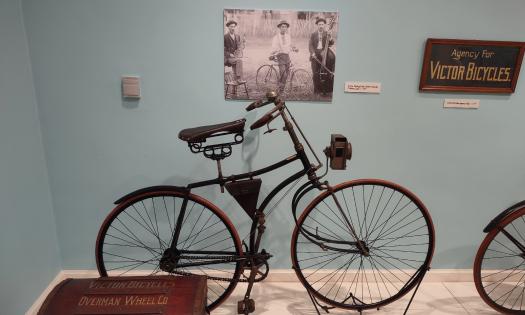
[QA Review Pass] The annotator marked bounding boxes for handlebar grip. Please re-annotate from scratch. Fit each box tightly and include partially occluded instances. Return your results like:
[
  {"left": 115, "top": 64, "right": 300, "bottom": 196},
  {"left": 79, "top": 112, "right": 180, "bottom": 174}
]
[
  {"left": 246, "top": 100, "right": 263, "bottom": 111},
  {"left": 246, "top": 99, "right": 274, "bottom": 111},
  {"left": 250, "top": 113, "right": 273, "bottom": 130},
  {"left": 249, "top": 104, "right": 283, "bottom": 130}
]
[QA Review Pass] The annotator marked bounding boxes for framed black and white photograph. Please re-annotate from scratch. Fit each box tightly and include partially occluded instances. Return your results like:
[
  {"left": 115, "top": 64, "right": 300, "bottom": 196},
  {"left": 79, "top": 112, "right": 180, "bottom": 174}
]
[{"left": 223, "top": 9, "right": 339, "bottom": 102}]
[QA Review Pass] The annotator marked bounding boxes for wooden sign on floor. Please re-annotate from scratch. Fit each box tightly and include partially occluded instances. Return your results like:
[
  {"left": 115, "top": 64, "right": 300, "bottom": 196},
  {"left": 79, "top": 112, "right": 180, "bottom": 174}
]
[{"left": 38, "top": 275, "right": 207, "bottom": 315}]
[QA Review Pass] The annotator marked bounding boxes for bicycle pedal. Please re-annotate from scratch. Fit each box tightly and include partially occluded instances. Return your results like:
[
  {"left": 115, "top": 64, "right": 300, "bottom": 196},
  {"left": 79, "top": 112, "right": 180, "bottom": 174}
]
[{"left": 237, "top": 298, "right": 255, "bottom": 314}]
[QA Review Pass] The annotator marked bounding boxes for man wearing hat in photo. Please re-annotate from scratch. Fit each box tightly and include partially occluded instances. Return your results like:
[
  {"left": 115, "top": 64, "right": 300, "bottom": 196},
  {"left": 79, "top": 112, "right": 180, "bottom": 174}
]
[
  {"left": 224, "top": 20, "right": 246, "bottom": 84},
  {"left": 271, "top": 20, "right": 298, "bottom": 94},
  {"left": 309, "top": 17, "right": 336, "bottom": 97}
]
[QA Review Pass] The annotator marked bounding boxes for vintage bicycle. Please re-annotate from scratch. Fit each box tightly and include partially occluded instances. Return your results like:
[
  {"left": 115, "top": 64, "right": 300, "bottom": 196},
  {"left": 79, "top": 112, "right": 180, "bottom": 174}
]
[
  {"left": 255, "top": 52, "right": 313, "bottom": 97},
  {"left": 96, "top": 92, "right": 435, "bottom": 314},
  {"left": 474, "top": 200, "right": 525, "bottom": 313}
]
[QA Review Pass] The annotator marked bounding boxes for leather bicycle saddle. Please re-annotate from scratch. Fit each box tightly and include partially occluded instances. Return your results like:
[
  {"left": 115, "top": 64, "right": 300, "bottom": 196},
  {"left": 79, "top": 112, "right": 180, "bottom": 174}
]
[{"left": 178, "top": 119, "right": 246, "bottom": 143}]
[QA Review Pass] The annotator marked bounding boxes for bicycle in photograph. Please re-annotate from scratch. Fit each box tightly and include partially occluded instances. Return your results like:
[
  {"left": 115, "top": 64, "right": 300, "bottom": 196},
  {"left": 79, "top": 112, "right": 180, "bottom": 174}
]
[
  {"left": 474, "top": 200, "right": 525, "bottom": 313},
  {"left": 96, "top": 92, "right": 435, "bottom": 314},
  {"left": 255, "top": 52, "right": 313, "bottom": 98}
]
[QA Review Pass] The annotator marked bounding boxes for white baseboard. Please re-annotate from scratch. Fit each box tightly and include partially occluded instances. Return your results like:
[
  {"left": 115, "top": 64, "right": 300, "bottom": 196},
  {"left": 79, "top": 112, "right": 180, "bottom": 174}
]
[
  {"left": 25, "top": 271, "right": 66, "bottom": 315},
  {"left": 26, "top": 269, "right": 474, "bottom": 314}
]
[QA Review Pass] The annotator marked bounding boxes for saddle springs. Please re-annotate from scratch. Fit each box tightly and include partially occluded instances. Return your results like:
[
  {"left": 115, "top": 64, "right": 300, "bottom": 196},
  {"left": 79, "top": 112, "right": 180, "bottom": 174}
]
[{"left": 187, "top": 132, "right": 244, "bottom": 161}]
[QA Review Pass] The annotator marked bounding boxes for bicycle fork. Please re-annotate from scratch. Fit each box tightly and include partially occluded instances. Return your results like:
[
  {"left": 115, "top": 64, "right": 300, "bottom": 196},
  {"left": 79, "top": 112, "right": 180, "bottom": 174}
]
[{"left": 326, "top": 184, "right": 369, "bottom": 256}]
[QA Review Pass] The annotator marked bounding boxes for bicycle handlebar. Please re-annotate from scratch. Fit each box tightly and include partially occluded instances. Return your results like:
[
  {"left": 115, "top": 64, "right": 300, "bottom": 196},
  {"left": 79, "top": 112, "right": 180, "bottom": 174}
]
[
  {"left": 246, "top": 91, "right": 279, "bottom": 111},
  {"left": 246, "top": 99, "right": 272, "bottom": 111},
  {"left": 250, "top": 104, "right": 283, "bottom": 130}
]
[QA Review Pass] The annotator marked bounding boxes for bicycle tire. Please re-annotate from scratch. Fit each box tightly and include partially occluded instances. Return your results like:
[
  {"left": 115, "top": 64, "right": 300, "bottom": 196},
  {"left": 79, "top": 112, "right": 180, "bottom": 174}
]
[
  {"left": 291, "top": 179, "right": 435, "bottom": 310},
  {"left": 96, "top": 190, "right": 243, "bottom": 311},
  {"left": 474, "top": 206, "right": 525, "bottom": 313},
  {"left": 255, "top": 64, "right": 278, "bottom": 93}
]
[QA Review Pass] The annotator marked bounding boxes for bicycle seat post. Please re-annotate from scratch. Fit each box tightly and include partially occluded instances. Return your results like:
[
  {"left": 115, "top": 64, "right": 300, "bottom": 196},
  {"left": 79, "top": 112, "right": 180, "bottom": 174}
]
[{"left": 217, "top": 160, "right": 225, "bottom": 193}]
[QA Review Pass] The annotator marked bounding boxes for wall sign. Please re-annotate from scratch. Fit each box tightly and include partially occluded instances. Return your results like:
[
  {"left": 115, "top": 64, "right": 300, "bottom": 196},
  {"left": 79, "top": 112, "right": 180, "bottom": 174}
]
[
  {"left": 443, "top": 99, "right": 480, "bottom": 109},
  {"left": 344, "top": 81, "right": 381, "bottom": 93},
  {"left": 419, "top": 38, "right": 525, "bottom": 93}
]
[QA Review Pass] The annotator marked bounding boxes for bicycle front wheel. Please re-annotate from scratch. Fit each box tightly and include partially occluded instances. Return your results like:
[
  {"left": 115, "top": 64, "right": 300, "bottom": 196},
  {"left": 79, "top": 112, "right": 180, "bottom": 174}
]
[
  {"left": 474, "top": 206, "right": 525, "bottom": 313},
  {"left": 291, "top": 179, "right": 435, "bottom": 310},
  {"left": 256, "top": 65, "right": 278, "bottom": 93},
  {"left": 96, "top": 190, "right": 243, "bottom": 311}
]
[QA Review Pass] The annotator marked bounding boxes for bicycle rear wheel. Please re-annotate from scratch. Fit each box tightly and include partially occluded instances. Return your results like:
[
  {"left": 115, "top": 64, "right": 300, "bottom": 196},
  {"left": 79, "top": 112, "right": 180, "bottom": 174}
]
[
  {"left": 256, "top": 65, "right": 278, "bottom": 93},
  {"left": 474, "top": 206, "right": 525, "bottom": 313},
  {"left": 96, "top": 190, "right": 243, "bottom": 311},
  {"left": 291, "top": 179, "right": 435, "bottom": 310},
  {"left": 289, "top": 69, "right": 313, "bottom": 98}
]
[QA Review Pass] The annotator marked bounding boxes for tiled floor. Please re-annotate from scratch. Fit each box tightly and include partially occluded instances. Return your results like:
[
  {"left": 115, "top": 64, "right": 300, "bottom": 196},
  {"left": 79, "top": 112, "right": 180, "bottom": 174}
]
[{"left": 213, "top": 281, "right": 498, "bottom": 315}]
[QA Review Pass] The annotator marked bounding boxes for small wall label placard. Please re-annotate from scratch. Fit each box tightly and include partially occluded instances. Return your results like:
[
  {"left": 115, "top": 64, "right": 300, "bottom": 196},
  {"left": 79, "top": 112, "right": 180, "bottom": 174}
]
[
  {"left": 344, "top": 81, "right": 381, "bottom": 93},
  {"left": 444, "top": 99, "right": 480, "bottom": 109},
  {"left": 419, "top": 39, "right": 525, "bottom": 93}
]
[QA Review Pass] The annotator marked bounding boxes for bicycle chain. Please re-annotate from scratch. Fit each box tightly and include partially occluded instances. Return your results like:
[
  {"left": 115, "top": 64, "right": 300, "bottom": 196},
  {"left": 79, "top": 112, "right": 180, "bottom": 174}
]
[
  {"left": 172, "top": 255, "right": 270, "bottom": 283},
  {"left": 172, "top": 269, "right": 249, "bottom": 283},
  {"left": 172, "top": 255, "right": 249, "bottom": 283}
]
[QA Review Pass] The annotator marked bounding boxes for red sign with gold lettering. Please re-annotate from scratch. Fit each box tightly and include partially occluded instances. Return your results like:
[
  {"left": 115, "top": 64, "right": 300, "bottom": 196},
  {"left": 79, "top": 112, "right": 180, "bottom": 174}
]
[{"left": 38, "top": 276, "right": 207, "bottom": 315}]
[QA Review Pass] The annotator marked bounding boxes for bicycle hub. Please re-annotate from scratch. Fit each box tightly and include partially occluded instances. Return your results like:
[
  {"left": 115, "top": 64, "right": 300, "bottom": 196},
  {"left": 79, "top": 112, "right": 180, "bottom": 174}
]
[{"left": 159, "top": 248, "right": 180, "bottom": 272}]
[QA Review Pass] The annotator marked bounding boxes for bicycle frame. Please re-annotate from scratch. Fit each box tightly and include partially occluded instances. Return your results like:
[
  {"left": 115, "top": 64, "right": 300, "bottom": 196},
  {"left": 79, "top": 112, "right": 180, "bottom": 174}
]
[
  {"left": 165, "top": 97, "right": 370, "bottom": 265},
  {"left": 170, "top": 103, "right": 320, "bottom": 254}
]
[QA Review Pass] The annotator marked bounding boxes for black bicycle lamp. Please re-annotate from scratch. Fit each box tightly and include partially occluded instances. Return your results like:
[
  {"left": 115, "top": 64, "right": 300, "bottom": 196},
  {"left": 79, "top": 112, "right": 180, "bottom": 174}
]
[{"left": 324, "top": 134, "right": 352, "bottom": 170}]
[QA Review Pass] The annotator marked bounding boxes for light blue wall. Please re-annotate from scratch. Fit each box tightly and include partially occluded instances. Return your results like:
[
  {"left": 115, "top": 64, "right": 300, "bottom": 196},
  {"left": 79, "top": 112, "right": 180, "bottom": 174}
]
[
  {"left": 22, "top": 0, "right": 525, "bottom": 271},
  {"left": 0, "top": 0, "right": 61, "bottom": 313}
]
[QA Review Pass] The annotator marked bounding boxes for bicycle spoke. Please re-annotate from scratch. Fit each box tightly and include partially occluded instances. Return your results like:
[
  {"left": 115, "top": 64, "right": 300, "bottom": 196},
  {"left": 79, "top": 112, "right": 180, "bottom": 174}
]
[
  {"left": 367, "top": 189, "right": 397, "bottom": 237},
  {"left": 493, "top": 238, "right": 521, "bottom": 256},
  {"left": 162, "top": 197, "right": 173, "bottom": 235},
  {"left": 302, "top": 221, "right": 345, "bottom": 241},
  {"left": 370, "top": 204, "right": 416, "bottom": 245},
  {"left": 366, "top": 186, "right": 386, "bottom": 242},
  {"left": 105, "top": 233, "right": 161, "bottom": 255},
  {"left": 112, "top": 219, "right": 163, "bottom": 255},
  {"left": 510, "top": 222, "right": 525, "bottom": 245},
  {"left": 496, "top": 271, "right": 525, "bottom": 306},
  {"left": 127, "top": 206, "right": 161, "bottom": 242},
  {"left": 375, "top": 248, "right": 417, "bottom": 274},
  {"left": 371, "top": 212, "right": 422, "bottom": 247},
  {"left": 180, "top": 204, "right": 207, "bottom": 249},
  {"left": 368, "top": 196, "right": 410, "bottom": 240},
  {"left": 366, "top": 256, "right": 383, "bottom": 302},
  {"left": 341, "top": 189, "right": 358, "bottom": 239},
  {"left": 487, "top": 248, "right": 520, "bottom": 256},
  {"left": 367, "top": 256, "right": 389, "bottom": 299},
  {"left": 302, "top": 251, "right": 347, "bottom": 271},
  {"left": 151, "top": 198, "right": 162, "bottom": 249},
  {"left": 194, "top": 232, "right": 231, "bottom": 250},
  {"left": 183, "top": 215, "right": 218, "bottom": 250},
  {"left": 351, "top": 187, "right": 363, "bottom": 240},
  {"left": 141, "top": 200, "right": 161, "bottom": 248},
  {"left": 371, "top": 225, "right": 427, "bottom": 246},
  {"left": 318, "top": 202, "right": 353, "bottom": 237}
]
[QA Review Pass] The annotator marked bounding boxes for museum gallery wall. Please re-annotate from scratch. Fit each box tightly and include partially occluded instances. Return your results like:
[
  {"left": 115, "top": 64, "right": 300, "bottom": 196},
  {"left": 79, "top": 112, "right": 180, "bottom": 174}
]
[{"left": 3, "top": 0, "right": 525, "bottom": 313}]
